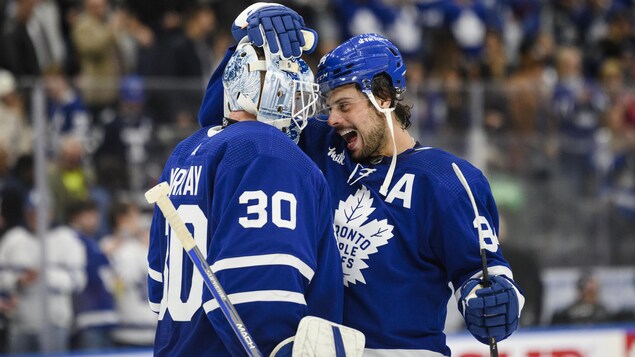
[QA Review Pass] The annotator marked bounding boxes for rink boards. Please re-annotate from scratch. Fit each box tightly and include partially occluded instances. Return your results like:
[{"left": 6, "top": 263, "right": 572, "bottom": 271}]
[
  {"left": 447, "top": 326, "right": 635, "bottom": 357},
  {"left": 9, "top": 325, "right": 634, "bottom": 357}
]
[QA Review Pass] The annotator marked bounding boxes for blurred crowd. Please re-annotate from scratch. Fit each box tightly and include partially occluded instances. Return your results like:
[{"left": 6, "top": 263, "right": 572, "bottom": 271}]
[{"left": 0, "top": 0, "right": 635, "bottom": 354}]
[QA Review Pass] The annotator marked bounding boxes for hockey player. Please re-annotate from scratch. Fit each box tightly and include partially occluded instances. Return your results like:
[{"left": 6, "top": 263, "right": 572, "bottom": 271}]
[
  {"left": 307, "top": 33, "right": 524, "bottom": 356},
  {"left": 198, "top": 4, "right": 525, "bottom": 356},
  {"left": 146, "top": 39, "right": 343, "bottom": 356}
]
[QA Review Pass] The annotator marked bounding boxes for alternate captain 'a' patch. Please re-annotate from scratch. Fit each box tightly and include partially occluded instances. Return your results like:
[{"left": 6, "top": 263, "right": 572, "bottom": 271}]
[{"left": 334, "top": 186, "right": 394, "bottom": 287}]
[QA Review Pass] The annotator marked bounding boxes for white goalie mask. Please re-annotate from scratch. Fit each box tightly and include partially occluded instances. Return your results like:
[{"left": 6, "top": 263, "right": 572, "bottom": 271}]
[{"left": 222, "top": 40, "right": 319, "bottom": 143}]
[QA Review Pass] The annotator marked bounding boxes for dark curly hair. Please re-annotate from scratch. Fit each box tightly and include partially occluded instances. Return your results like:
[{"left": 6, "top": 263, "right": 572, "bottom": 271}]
[{"left": 370, "top": 73, "right": 412, "bottom": 129}]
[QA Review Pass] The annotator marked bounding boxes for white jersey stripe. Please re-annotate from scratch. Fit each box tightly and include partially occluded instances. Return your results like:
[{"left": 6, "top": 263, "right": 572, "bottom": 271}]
[
  {"left": 148, "top": 267, "right": 163, "bottom": 282},
  {"left": 76, "top": 310, "right": 119, "bottom": 329},
  {"left": 148, "top": 301, "right": 160, "bottom": 313},
  {"left": 202, "top": 290, "right": 306, "bottom": 314},
  {"left": 453, "top": 265, "right": 516, "bottom": 301},
  {"left": 211, "top": 254, "right": 315, "bottom": 281}
]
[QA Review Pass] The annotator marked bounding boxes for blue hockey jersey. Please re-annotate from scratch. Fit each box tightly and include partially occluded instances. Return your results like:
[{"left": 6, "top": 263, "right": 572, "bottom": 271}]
[
  {"left": 299, "top": 120, "right": 512, "bottom": 356},
  {"left": 74, "top": 233, "right": 118, "bottom": 332},
  {"left": 198, "top": 50, "right": 517, "bottom": 356},
  {"left": 147, "top": 121, "right": 343, "bottom": 356}
]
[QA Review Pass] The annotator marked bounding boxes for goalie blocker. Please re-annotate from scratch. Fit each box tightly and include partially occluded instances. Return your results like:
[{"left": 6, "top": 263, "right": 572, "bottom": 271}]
[{"left": 271, "top": 316, "right": 365, "bottom": 357}]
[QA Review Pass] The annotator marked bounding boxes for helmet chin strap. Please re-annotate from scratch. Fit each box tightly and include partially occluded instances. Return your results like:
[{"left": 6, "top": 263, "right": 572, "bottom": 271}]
[
  {"left": 232, "top": 39, "right": 266, "bottom": 117},
  {"left": 237, "top": 93, "right": 259, "bottom": 116},
  {"left": 366, "top": 91, "right": 396, "bottom": 196}
]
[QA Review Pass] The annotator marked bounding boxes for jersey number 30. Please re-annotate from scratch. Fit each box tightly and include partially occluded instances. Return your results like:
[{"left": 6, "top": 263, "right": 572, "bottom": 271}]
[
  {"left": 239, "top": 190, "right": 297, "bottom": 230},
  {"left": 161, "top": 191, "right": 297, "bottom": 321}
]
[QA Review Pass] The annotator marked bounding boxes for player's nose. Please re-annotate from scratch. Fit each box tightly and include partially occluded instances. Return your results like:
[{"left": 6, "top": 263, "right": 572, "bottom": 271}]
[{"left": 327, "top": 111, "right": 343, "bottom": 127}]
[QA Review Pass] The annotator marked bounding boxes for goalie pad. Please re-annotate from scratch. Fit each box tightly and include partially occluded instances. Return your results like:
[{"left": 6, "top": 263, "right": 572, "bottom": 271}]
[{"left": 270, "top": 316, "right": 365, "bottom": 357}]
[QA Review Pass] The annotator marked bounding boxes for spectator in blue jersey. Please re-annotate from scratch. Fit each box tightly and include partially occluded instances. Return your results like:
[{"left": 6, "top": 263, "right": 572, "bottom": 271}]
[
  {"left": 198, "top": 3, "right": 525, "bottom": 355},
  {"left": 146, "top": 31, "right": 343, "bottom": 356},
  {"left": 552, "top": 46, "right": 606, "bottom": 196},
  {"left": 43, "top": 65, "right": 91, "bottom": 156},
  {"left": 67, "top": 199, "right": 118, "bottom": 351},
  {"left": 94, "top": 75, "right": 154, "bottom": 194}
]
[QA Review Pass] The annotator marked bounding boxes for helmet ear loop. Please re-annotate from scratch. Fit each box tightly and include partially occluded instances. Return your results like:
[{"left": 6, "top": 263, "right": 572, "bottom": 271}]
[
  {"left": 366, "top": 91, "right": 397, "bottom": 197},
  {"left": 255, "top": 48, "right": 268, "bottom": 113}
]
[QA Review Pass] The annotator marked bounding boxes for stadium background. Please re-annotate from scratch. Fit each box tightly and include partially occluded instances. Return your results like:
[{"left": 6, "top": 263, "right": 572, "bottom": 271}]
[{"left": 1, "top": 0, "right": 634, "bottom": 356}]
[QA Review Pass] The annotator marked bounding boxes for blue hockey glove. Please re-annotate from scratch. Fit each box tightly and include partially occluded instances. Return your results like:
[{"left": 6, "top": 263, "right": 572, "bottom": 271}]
[
  {"left": 459, "top": 275, "right": 521, "bottom": 344},
  {"left": 231, "top": 3, "right": 318, "bottom": 59}
]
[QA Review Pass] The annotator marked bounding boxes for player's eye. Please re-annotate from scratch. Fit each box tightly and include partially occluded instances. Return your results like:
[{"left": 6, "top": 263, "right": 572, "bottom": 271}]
[{"left": 338, "top": 102, "right": 351, "bottom": 112}]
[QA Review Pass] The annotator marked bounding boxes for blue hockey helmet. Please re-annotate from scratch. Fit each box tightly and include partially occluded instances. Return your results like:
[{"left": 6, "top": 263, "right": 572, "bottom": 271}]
[
  {"left": 223, "top": 40, "right": 319, "bottom": 143},
  {"left": 316, "top": 33, "right": 409, "bottom": 197},
  {"left": 316, "top": 33, "right": 406, "bottom": 97}
]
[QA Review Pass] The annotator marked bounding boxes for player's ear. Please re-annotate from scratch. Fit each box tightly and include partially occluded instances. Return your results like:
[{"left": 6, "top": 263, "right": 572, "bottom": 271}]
[
  {"left": 378, "top": 98, "right": 391, "bottom": 108},
  {"left": 367, "top": 94, "right": 390, "bottom": 109}
]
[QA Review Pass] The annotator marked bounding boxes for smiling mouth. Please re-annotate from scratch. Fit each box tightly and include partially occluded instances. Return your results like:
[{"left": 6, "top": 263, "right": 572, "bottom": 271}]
[{"left": 339, "top": 129, "right": 359, "bottom": 149}]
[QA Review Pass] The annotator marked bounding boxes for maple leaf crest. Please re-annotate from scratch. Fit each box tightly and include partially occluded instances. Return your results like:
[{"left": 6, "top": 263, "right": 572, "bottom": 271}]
[{"left": 334, "top": 186, "right": 394, "bottom": 286}]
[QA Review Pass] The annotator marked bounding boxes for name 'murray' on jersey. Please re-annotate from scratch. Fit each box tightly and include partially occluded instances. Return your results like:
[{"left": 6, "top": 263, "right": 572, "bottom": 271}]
[{"left": 169, "top": 165, "right": 203, "bottom": 196}]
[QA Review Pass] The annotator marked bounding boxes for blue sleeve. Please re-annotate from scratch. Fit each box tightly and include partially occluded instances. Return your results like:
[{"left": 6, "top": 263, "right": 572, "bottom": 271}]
[
  {"left": 427, "top": 162, "right": 510, "bottom": 291},
  {"left": 304, "top": 181, "right": 343, "bottom": 324},
  {"left": 147, "top": 158, "right": 182, "bottom": 315},
  {"left": 198, "top": 46, "right": 236, "bottom": 128},
  {"left": 147, "top": 181, "right": 168, "bottom": 314},
  {"left": 203, "top": 152, "right": 342, "bottom": 355}
]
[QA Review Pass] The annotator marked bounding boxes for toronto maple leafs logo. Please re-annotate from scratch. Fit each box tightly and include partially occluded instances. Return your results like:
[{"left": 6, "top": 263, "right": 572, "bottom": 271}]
[{"left": 334, "top": 186, "right": 394, "bottom": 286}]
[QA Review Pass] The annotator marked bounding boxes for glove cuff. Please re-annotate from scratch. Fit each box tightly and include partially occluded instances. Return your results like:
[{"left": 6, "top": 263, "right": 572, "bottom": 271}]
[{"left": 300, "top": 28, "right": 318, "bottom": 53}]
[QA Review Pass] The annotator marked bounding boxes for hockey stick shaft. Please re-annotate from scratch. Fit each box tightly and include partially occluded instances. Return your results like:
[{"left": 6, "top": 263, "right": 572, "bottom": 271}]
[
  {"left": 145, "top": 182, "right": 262, "bottom": 357},
  {"left": 451, "top": 163, "right": 498, "bottom": 357}
]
